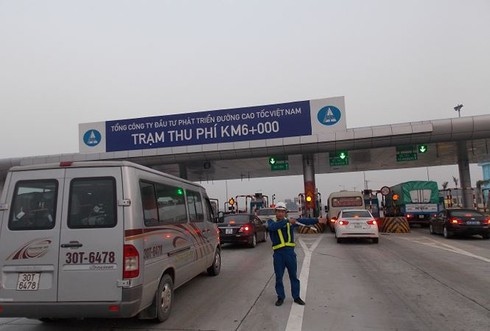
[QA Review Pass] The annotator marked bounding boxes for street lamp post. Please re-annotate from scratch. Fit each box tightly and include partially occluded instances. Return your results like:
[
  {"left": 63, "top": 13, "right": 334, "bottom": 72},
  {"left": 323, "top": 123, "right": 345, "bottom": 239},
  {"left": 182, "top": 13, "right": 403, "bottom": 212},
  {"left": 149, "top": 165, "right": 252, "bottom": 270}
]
[{"left": 454, "top": 104, "right": 463, "bottom": 117}]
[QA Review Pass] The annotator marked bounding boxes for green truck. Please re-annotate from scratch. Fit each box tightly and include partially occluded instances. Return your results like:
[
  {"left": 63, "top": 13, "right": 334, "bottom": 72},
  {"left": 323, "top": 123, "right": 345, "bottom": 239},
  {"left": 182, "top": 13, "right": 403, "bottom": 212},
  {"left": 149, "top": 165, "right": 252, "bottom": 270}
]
[{"left": 384, "top": 181, "right": 439, "bottom": 227}]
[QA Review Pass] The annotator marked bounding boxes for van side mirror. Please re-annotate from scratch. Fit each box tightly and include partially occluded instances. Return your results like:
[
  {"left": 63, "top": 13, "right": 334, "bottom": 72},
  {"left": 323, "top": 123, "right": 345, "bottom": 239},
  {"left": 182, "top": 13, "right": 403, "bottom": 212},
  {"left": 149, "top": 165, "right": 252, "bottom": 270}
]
[{"left": 216, "top": 211, "right": 224, "bottom": 223}]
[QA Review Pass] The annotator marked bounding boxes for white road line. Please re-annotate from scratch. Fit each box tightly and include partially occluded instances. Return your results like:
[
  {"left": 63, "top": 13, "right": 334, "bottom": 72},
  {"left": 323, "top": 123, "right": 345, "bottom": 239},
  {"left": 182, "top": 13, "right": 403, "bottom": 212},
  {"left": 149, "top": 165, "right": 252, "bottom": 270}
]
[
  {"left": 285, "top": 235, "right": 323, "bottom": 331},
  {"left": 396, "top": 236, "right": 490, "bottom": 263}
]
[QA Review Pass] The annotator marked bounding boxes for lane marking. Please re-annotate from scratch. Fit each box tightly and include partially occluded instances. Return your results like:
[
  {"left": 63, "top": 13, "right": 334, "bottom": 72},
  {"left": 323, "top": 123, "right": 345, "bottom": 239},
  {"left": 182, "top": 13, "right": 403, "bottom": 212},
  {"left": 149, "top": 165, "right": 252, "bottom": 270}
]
[
  {"left": 285, "top": 235, "right": 323, "bottom": 331},
  {"left": 395, "top": 236, "right": 490, "bottom": 263}
]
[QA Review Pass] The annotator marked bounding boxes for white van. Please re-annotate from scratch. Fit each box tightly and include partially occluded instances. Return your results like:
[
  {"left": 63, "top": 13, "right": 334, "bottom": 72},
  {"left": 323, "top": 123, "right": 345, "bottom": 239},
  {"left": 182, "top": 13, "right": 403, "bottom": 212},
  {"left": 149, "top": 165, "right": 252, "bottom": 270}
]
[
  {"left": 326, "top": 190, "right": 365, "bottom": 231},
  {"left": 0, "top": 161, "right": 221, "bottom": 322}
]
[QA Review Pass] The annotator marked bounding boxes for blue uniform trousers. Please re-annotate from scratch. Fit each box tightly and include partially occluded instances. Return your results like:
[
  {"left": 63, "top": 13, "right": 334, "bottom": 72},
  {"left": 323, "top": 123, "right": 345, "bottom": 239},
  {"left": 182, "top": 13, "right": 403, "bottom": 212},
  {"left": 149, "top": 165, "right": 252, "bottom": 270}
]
[{"left": 273, "top": 247, "right": 300, "bottom": 300}]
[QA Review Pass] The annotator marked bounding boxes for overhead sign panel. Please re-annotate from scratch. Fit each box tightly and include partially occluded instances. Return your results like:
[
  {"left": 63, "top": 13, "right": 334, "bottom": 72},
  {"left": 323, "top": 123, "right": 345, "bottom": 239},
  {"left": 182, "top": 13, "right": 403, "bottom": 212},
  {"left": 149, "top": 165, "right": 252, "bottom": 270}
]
[
  {"left": 396, "top": 144, "right": 427, "bottom": 162},
  {"left": 329, "top": 151, "right": 349, "bottom": 166},
  {"left": 396, "top": 145, "right": 415, "bottom": 162},
  {"left": 269, "top": 156, "right": 288, "bottom": 165},
  {"left": 271, "top": 163, "right": 289, "bottom": 171},
  {"left": 79, "top": 97, "right": 346, "bottom": 153},
  {"left": 269, "top": 155, "right": 289, "bottom": 171},
  {"left": 396, "top": 152, "right": 418, "bottom": 162}
]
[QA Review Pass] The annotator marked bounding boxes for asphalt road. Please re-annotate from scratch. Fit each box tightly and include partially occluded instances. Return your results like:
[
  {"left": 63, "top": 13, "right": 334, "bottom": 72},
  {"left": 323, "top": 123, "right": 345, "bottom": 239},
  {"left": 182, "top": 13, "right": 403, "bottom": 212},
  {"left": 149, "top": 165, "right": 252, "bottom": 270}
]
[{"left": 1, "top": 228, "right": 489, "bottom": 331}]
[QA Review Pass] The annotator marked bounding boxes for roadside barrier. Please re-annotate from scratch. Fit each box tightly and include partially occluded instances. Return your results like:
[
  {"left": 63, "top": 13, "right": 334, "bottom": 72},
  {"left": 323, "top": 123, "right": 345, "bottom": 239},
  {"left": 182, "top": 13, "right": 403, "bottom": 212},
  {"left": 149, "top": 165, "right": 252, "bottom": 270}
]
[
  {"left": 297, "top": 222, "right": 326, "bottom": 234},
  {"left": 379, "top": 217, "right": 410, "bottom": 233}
]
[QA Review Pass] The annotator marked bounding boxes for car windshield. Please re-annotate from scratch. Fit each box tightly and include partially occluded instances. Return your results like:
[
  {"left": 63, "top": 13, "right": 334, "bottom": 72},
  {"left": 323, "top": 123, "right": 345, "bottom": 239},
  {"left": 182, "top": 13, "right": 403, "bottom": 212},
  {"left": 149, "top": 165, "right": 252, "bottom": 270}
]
[
  {"left": 223, "top": 214, "right": 251, "bottom": 224},
  {"left": 257, "top": 208, "right": 275, "bottom": 216},
  {"left": 450, "top": 210, "right": 484, "bottom": 217},
  {"left": 342, "top": 210, "right": 371, "bottom": 218}
]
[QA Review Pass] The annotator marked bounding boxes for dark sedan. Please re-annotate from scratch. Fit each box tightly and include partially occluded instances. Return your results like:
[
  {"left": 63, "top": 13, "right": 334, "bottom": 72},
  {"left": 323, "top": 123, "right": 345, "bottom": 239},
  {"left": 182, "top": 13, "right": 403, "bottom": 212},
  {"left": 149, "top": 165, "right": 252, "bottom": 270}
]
[
  {"left": 218, "top": 213, "right": 267, "bottom": 247},
  {"left": 429, "top": 208, "right": 490, "bottom": 239}
]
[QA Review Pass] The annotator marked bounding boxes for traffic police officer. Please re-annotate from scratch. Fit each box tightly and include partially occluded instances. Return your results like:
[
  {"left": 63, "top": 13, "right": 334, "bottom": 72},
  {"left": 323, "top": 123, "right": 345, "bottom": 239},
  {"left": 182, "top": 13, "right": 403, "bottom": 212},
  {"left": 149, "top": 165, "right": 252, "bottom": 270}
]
[{"left": 267, "top": 202, "right": 306, "bottom": 306}]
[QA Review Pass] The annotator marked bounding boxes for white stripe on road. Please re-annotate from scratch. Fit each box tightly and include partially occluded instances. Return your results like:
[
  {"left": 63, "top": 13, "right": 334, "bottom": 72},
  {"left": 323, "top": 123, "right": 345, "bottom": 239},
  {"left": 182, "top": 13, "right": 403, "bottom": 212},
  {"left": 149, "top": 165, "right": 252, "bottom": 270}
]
[
  {"left": 285, "top": 235, "right": 323, "bottom": 331},
  {"left": 397, "top": 236, "right": 490, "bottom": 263}
]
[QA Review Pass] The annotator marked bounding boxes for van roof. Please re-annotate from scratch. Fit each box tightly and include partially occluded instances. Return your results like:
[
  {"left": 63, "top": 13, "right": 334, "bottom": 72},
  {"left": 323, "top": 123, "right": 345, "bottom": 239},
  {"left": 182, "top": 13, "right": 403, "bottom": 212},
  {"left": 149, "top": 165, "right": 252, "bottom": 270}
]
[
  {"left": 10, "top": 160, "right": 135, "bottom": 171},
  {"left": 8, "top": 160, "right": 201, "bottom": 187}
]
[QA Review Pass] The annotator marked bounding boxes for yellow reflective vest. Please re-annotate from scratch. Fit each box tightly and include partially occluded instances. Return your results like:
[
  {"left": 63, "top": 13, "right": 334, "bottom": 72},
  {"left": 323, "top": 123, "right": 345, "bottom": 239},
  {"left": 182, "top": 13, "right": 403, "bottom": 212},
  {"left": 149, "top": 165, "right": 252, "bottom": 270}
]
[{"left": 272, "top": 222, "right": 296, "bottom": 250}]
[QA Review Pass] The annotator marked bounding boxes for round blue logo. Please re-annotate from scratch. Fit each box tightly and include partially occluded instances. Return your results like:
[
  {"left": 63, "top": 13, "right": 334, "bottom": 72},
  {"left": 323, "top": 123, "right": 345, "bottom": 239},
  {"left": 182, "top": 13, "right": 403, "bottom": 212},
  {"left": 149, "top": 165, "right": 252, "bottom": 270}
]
[
  {"left": 83, "top": 129, "right": 102, "bottom": 147},
  {"left": 317, "top": 106, "right": 341, "bottom": 126}
]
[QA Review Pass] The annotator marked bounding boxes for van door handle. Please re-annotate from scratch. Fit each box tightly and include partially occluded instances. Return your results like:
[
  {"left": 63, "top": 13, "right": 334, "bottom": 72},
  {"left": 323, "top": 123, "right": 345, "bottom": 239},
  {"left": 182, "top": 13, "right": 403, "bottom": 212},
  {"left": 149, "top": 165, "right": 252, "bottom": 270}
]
[{"left": 61, "top": 241, "right": 83, "bottom": 248}]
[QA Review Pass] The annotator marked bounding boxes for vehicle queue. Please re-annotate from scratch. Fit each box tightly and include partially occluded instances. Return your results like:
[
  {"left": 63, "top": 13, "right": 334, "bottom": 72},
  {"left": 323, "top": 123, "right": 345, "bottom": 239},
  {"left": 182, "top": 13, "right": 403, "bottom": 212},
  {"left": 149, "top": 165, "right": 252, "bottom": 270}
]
[
  {"left": 223, "top": 185, "right": 490, "bottom": 246},
  {"left": 0, "top": 168, "right": 488, "bottom": 329}
]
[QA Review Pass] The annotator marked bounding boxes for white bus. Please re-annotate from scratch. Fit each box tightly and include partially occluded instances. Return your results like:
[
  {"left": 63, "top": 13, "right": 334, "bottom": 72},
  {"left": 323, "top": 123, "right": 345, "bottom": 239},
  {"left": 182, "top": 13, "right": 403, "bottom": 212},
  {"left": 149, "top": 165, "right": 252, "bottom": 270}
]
[
  {"left": 326, "top": 190, "right": 365, "bottom": 231},
  {"left": 0, "top": 161, "right": 221, "bottom": 322}
]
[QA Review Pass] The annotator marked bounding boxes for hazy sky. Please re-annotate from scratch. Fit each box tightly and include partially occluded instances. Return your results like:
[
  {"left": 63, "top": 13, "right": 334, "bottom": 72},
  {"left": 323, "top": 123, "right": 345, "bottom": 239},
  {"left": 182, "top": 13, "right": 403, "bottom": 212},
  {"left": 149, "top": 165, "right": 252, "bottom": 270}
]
[{"left": 1, "top": 0, "right": 489, "bottom": 204}]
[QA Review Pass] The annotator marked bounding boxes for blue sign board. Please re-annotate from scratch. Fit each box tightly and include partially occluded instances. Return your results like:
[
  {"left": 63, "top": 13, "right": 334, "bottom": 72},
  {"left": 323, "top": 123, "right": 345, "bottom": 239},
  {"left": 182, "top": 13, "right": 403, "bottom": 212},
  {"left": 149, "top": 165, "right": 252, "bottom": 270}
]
[
  {"left": 79, "top": 96, "right": 346, "bottom": 153},
  {"left": 104, "top": 100, "right": 312, "bottom": 152}
]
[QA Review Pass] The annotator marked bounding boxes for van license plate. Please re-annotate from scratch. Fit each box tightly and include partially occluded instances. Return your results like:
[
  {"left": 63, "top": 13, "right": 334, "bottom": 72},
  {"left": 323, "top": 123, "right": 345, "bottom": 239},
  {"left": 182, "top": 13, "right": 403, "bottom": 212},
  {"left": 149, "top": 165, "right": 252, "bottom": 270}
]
[{"left": 16, "top": 273, "right": 40, "bottom": 291}]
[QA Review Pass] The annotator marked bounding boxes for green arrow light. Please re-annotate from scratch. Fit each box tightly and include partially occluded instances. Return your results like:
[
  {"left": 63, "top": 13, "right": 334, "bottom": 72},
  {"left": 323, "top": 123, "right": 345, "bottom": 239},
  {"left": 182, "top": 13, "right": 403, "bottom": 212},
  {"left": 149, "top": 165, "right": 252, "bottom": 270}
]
[
  {"left": 269, "top": 157, "right": 276, "bottom": 165},
  {"left": 418, "top": 144, "right": 428, "bottom": 153},
  {"left": 336, "top": 151, "right": 348, "bottom": 159}
]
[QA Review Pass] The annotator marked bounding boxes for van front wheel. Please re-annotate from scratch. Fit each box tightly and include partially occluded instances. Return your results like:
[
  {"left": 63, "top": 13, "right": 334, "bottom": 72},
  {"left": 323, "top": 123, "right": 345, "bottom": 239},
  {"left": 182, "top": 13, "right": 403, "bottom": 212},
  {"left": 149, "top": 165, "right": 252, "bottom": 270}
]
[{"left": 155, "top": 274, "right": 173, "bottom": 322}]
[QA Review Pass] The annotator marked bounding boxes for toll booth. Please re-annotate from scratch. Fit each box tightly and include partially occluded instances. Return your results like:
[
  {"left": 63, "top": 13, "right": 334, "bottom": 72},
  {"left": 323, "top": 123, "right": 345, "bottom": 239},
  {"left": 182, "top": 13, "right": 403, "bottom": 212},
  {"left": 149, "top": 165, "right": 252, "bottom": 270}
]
[
  {"left": 363, "top": 189, "right": 380, "bottom": 218},
  {"left": 249, "top": 193, "right": 268, "bottom": 213},
  {"left": 233, "top": 193, "right": 269, "bottom": 214},
  {"left": 298, "top": 191, "right": 322, "bottom": 218}
]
